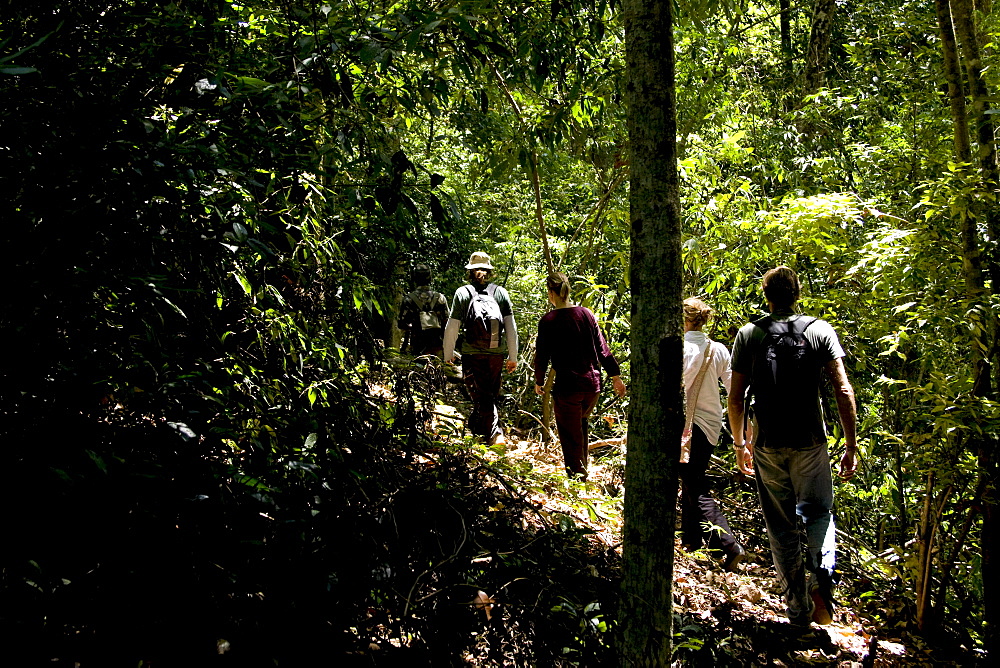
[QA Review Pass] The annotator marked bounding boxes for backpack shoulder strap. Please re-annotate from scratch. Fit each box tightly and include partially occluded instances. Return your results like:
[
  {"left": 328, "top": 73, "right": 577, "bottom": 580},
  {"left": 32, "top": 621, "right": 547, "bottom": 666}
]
[
  {"left": 418, "top": 290, "right": 438, "bottom": 312},
  {"left": 685, "top": 339, "right": 716, "bottom": 428},
  {"left": 799, "top": 315, "right": 818, "bottom": 330},
  {"left": 485, "top": 283, "right": 497, "bottom": 298}
]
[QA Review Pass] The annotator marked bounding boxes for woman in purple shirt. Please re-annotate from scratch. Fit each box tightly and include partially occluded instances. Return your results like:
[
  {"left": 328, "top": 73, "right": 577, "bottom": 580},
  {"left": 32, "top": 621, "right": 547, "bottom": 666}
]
[{"left": 533, "top": 272, "right": 626, "bottom": 478}]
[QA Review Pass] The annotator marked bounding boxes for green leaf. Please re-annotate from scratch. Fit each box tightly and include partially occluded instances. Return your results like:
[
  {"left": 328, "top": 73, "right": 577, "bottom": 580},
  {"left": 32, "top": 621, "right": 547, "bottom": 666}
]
[
  {"left": 248, "top": 238, "right": 273, "bottom": 257},
  {"left": 232, "top": 76, "right": 271, "bottom": 89},
  {"left": 233, "top": 222, "right": 249, "bottom": 242},
  {"left": 235, "top": 273, "right": 252, "bottom": 296},
  {"left": 0, "top": 22, "right": 61, "bottom": 65},
  {"left": 359, "top": 42, "right": 384, "bottom": 64}
]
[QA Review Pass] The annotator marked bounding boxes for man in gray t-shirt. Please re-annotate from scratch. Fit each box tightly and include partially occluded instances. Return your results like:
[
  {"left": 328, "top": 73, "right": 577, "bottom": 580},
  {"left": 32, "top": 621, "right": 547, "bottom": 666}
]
[
  {"left": 443, "top": 251, "right": 518, "bottom": 445},
  {"left": 731, "top": 312, "right": 844, "bottom": 450},
  {"left": 727, "top": 266, "right": 857, "bottom": 628}
]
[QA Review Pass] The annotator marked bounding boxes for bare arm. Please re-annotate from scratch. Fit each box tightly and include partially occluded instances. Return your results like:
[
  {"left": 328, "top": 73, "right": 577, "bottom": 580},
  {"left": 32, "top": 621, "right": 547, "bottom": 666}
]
[
  {"left": 727, "top": 370, "right": 754, "bottom": 475},
  {"left": 825, "top": 357, "right": 858, "bottom": 480}
]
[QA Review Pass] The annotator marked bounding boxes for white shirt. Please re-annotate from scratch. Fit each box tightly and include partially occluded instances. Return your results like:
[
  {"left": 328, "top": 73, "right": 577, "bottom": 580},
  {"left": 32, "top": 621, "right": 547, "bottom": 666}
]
[{"left": 683, "top": 330, "right": 732, "bottom": 444}]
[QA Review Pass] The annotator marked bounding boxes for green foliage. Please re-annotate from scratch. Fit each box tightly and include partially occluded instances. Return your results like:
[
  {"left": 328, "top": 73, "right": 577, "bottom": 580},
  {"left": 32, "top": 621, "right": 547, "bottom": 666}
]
[
  {"left": 0, "top": 0, "right": 634, "bottom": 663},
  {"left": 3, "top": 0, "right": 1000, "bottom": 660}
]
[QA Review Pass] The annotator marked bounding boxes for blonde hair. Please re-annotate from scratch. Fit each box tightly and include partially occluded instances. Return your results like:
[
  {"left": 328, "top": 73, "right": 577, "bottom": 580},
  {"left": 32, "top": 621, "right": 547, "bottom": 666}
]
[
  {"left": 546, "top": 272, "right": 571, "bottom": 301},
  {"left": 683, "top": 297, "right": 712, "bottom": 327}
]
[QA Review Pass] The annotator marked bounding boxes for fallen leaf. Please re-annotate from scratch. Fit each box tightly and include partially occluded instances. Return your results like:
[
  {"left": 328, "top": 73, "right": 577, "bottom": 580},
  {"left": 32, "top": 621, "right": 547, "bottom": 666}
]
[{"left": 471, "top": 590, "right": 494, "bottom": 621}]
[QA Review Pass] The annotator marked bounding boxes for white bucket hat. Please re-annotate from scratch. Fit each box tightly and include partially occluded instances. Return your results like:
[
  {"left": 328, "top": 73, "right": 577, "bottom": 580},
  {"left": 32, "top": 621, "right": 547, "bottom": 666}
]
[{"left": 465, "top": 251, "right": 494, "bottom": 270}]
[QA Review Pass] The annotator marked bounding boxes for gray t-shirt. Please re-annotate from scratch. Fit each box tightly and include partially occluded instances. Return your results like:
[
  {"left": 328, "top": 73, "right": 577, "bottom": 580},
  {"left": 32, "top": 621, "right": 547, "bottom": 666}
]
[
  {"left": 731, "top": 311, "right": 845, "bottom": 448},
  {"left": 449, "top": 282, "right": 515, "bottom": 356}
]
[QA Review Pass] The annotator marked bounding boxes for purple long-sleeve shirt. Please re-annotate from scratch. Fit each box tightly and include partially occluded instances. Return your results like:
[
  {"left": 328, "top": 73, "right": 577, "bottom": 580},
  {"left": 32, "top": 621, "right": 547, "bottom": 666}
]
[{"left": 533, "top": 306, "right": 621, "bottom": 393}]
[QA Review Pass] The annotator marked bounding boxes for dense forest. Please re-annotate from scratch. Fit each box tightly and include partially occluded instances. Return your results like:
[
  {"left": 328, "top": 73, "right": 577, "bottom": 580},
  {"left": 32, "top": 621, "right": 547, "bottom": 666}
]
[{"left": 2, "top": 0, "right": 998, "bottom": 665}]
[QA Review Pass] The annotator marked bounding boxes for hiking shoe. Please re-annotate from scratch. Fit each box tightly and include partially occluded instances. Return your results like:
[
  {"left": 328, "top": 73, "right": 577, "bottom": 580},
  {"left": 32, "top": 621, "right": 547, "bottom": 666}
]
[
  {"left": 723, "top": 544, "right": 747, "bottom": 572},
  {"left": 810, "top": 581, "right": 834, "bottom": 625},
  {"left": 489, "top": 432, "right": 507, "bottom": 446}
]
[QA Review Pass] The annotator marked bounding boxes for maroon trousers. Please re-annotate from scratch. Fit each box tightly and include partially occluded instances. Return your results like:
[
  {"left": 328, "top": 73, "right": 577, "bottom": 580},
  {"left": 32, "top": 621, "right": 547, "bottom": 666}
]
[
  {"left": 463, "top": 354, "right": 504, "bottom": 439},
  {"left": 553, "top": 390, "right": 600, "bottom": 477}
]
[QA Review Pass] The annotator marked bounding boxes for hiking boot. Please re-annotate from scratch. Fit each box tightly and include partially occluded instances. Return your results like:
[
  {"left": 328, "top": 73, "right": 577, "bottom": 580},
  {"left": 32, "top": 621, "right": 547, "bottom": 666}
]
[
  {"left": 723, "top": 544, "right": 746, "bottom": 572},
  {"left": 809, "top": 574, "right": 835, "bottom": 625}
]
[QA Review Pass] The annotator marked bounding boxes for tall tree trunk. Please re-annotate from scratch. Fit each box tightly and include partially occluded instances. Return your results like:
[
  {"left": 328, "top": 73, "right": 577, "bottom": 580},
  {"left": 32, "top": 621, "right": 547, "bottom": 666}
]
[
  {"left": 934, "top": 0, "right": 979, "bottom": 287},
  {"left": 915, "top": 472, "right": 936, "bottom": 631},
  {"left": 780, "top": 0, "right": 793, "bottom": 111},
  {"left": 620, "top": 0, "right": 682, "bottom": 664},
  {"left": 950, "top": 0, "right": 1000, "bottom": 655},
  {"left": 488, "top": 58, "right": 556, "bottom": 274},
  {"left": 802, "top": 0, "right": 837, "bottom": 97},
  {"left": 936, "top": 0, "right": 998, "bottom": 653},
  {"left": 952, "top": 0, "right": 1000, "bottom": 286},
  {"left": 530, "top": 150, "right": 556, "bottom": 275}
]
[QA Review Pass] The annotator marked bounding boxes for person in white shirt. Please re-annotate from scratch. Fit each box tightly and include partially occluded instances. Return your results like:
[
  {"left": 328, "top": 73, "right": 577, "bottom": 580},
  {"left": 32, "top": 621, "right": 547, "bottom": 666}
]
[{"left": 681, "top": 297, "right": 745, "bottom": 571}]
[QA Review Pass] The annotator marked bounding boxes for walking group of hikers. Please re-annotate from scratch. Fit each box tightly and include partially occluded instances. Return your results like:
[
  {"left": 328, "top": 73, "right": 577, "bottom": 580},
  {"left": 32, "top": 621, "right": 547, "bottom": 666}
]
[{"left": 398, "top": 254, "right": 858, "bottom": 630}]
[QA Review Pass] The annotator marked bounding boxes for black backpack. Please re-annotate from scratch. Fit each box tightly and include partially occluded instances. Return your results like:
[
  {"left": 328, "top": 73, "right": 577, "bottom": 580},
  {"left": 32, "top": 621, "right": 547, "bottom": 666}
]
[
  {"left": 464, "top": 283, "right": 504, "bottom": 349},
  {"left": 758, "top": 315, "right": 818, "bottom": 388},
  {"left": 751, "top": 315, "right": 822, "bottom": 438}
]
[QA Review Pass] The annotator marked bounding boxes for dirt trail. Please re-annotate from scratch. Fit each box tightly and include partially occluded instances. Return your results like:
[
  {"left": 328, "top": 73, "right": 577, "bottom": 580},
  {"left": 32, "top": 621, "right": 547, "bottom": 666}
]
[{"left": 491, "top": 435, "right": 955, "bottom": 666}]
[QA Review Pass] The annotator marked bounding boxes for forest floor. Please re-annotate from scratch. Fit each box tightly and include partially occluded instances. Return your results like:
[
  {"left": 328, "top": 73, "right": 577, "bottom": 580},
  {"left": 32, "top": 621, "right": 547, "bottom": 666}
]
[{"left": 441, "top": 408, "right": 978, "bottom": 667}]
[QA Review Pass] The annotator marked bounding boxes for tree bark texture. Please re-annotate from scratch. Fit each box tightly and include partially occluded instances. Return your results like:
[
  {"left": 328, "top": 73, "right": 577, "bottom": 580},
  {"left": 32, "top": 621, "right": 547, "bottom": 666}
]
[
  {"left": 915, "top": 472, "right": 935, "bottom": 631},
  {"left": 803, "top": 0, "right": 837, "bottom": 96},
  {"left": 952, "top": 0, "right": 1000, "bottom": 286},
  {"left": 950, "top": 0, "right": 1000, "bottom": 654},
  {"left": 620, "top": 0, "right": 683, "bottom": 665},
  {"left": 935, "top": 0, "right": 980, "bottom": 288},
  {"left": 937, "top": 0, "right": 998, "bottom": 653},
  {"left": 780, "top": 0, "right": 793, "bottom": 106}
]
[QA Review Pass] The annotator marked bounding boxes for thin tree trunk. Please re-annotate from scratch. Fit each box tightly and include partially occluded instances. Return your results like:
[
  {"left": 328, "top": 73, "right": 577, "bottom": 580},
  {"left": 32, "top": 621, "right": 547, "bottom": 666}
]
[
  {"left": 952, "top": 0, "right": 1000, "bottom": 656},
  {"left": 915, "top": 473, "right": 934, "bottom": 631},
  {"left": 802, "top": 0, "right": 837, "bottom": 97},
  {"left": 934, "top": 479, "right": 984, "bottom": 617},
  {"left": 530, "top": 150, "right": 556, "bottom": 275},
  {"left": 390, "top": 258, "right": 407, "bottom": 350},
  {"left": 935, "top": 0, "right": 985, "bottom": 298},
  {"left": 936, "top": 0, "right": 1000, "bottom": 655},
  {"left": 952, "top": 0, "right": 1000, "bottom": 289},
  {"left": 488, "top": 58, "right": 555, "bottom": 274},
  {"left": 916, "top": 477, "right": 954, "bottom": 632},
  {"left": 935, "top": 0, "right": 973, "bottom": 165},
  {"left": 620, "top": 0, "right": 682, "bottom": 664},
  {"left": 954, "top": 0, "right": 998, "bottom": 169},
  {"left": 780, "top": 0, "right": 793, "bottom": 111}
]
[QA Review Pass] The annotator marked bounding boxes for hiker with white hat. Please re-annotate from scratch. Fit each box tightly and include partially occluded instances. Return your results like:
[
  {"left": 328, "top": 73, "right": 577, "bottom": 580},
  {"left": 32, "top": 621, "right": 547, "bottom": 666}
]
[{"left": 443, "top": 251, "right": 519, "bottom": 445}]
